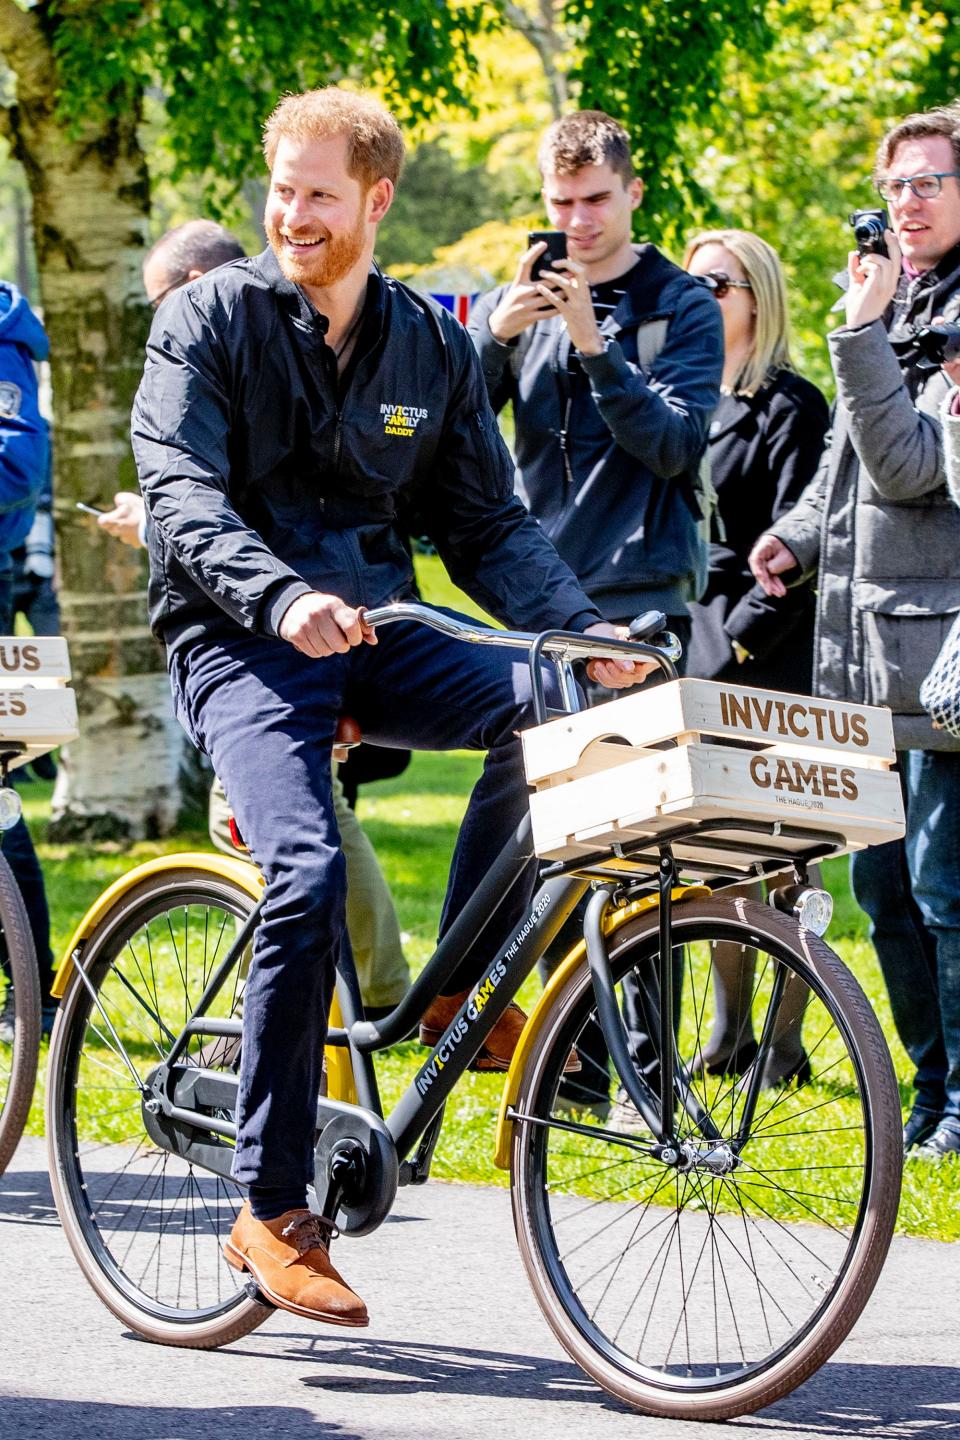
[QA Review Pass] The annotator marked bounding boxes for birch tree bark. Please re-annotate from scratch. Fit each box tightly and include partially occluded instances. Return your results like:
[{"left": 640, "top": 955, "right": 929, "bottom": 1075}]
[{"left": 0, "top": 0, "right": 181, "bottom": 839}]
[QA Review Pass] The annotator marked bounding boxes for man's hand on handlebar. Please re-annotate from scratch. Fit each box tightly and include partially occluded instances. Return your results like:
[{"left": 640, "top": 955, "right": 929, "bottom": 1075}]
[
  {"left": 583, "top": 622, "right": 659, "bottom": 688},
  {"left": 279, "top": 593, "right": 377, "bottom": 659}
]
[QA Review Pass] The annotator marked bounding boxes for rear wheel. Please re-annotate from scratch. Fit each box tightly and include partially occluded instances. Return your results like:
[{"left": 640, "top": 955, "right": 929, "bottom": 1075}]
[
  {"left": 46, "top": 868, "right": 271, "bottom": 1347},
  {"left": 510, "top": 898, "right": 902, "bottom": 1419},
  {"left": 0, "top": 848, "right": 40, "bottom": 1174}
]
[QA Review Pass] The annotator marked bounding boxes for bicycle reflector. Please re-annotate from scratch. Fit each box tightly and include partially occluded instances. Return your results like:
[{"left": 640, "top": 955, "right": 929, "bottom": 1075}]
[
  {"left": 0, "top": 787, "right": 22, "bottom": 832},
  {"left": 770, "top": 884, "right": 833, "bottom": 936}
]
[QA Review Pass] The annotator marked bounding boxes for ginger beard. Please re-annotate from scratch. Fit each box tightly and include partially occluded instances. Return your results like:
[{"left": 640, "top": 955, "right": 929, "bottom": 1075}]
[{"left": 266, "top": 197, "right": 369, "bottom": 289}]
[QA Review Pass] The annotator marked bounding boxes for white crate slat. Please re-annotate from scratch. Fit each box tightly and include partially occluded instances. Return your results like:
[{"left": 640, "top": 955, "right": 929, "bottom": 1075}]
[
  {"left": 0, "top": 637, "right": 78, "bottom": 770},
  {"left": 528, "top": 739, "right": 905, "bottom": 865},
  {"left": 0, "top": 687, "right": 78, "bottom": 746},
  {"left": 522, "top": 678, "right": 896, "bottom": 786},
  {"left": 0, "top": 636, "right": 71, "bottom": 685}
]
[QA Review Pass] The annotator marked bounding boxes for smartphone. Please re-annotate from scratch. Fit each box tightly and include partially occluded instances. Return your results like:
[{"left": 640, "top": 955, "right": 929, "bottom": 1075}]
[
  {"left": 75, "top": 501, "right": 105, "bottom": 516},
  {"left": 528, "top": 230, "right": 567, "bottom": 282}
]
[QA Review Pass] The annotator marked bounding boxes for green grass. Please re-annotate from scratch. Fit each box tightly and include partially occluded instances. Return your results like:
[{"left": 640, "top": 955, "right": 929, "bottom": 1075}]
[{"left": 13, "top": 754, "right": 960, "bottom": 1240}]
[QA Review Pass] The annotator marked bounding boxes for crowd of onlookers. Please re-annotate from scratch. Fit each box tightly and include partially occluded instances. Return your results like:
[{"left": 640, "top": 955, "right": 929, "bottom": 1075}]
[
  {"left": 3, "top": 92, "right": 960, "bottom": 1184},
  {"left": 467, "top": 102, "right": 960, "bottom": 1161}
]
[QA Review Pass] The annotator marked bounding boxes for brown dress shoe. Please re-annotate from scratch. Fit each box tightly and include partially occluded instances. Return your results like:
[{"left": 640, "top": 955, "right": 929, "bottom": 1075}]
[
  {"left": 224, "top": 1205, "right": 368, "bottom": 1327},
  {"left": 420, "top": 990, "right": 580, "bottom": 1074}
]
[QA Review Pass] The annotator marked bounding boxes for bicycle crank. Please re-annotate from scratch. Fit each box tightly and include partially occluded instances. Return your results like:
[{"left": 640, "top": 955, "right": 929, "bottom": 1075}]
[{"left": 313, "top": 1100, "right": 399, "bottom": 1236}]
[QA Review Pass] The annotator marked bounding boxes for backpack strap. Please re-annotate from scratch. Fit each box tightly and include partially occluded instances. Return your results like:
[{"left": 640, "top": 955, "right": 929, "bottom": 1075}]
[{"left": 629, "top": 294, "right": 724, "bottom": 552}]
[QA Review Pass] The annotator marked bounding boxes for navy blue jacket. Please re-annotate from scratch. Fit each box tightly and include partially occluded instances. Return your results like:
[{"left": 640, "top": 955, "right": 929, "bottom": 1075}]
[
  {"left": 0, "top": 283, "right": 49, "bottom": 558},
  {"left": 469, "top": 246, "right": 723, "bottom": 620},
  {"left": 131, "top": 250, "right": 601, "bottom": 650}
]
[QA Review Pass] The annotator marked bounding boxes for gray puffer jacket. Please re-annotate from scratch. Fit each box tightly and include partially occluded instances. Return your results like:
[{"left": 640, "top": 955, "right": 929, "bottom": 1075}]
[{"left": 772, "top": 251, "right": 960, "bottom": 750}]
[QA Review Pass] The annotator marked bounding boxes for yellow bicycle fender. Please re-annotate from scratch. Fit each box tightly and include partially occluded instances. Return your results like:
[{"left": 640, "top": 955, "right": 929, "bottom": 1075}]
[
  {"left": 51, "top": 852, "right": 263, "bottom": 999},
  {"left": 492, "top": 885, "right": 710, "bottom": 1170}
]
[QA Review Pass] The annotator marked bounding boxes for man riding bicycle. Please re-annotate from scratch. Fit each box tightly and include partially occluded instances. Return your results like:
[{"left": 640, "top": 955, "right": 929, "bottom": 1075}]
[{"left": 132, "top": 87, "right": 652, "bottom": 1328}]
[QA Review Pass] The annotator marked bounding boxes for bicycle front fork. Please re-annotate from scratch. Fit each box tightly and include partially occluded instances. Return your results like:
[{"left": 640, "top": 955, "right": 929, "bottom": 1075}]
[{"left": 582, "top": 862, "right": 724, "bottom": 1156}]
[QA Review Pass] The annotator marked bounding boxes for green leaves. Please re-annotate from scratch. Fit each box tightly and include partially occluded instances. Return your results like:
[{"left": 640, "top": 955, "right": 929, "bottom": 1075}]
[
  {"left": 45, "top": 0, "right": 487, "bottom": 180},
  {"left": 562, "top": 0, "right": 771, "bottom": 236}
]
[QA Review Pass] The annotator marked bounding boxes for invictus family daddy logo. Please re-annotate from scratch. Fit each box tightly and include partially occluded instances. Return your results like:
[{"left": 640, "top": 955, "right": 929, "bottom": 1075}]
[{"left": 381, "top": 402, "right": 428, "bottom": 439}]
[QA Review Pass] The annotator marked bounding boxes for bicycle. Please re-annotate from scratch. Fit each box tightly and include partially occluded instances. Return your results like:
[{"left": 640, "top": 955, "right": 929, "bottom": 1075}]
[{"left": 45, "top": 604, "right": 903, "bottom": 1420}]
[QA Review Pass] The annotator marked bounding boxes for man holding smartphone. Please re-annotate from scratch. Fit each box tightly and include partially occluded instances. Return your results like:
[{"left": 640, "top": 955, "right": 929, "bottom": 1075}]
[
  {"left": 468, "top": 111, "right": 723, "bottom": 1116},
  {"left": 469, "top": 110, "right": 722, "bottom": 655}
]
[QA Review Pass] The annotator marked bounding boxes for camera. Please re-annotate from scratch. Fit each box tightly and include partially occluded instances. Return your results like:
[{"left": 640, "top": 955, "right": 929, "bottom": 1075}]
[
  {"left": 849, "top": 208, "right": 890, "bottom": 258},
  {"left": 914, "top": 322, "right": 960, "bottom": 370}
]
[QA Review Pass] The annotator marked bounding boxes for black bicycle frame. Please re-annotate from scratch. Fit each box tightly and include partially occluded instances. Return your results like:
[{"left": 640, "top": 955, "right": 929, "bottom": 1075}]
[
  {"left": 125, "top": 606, "right": 836, "bottom": 1183},
  {"left": 132, "top": 815, "right": 592, "bottom": 1161},
  {"left": 142, "top": 836, "right": 710, "bottom": 1179},
  {"left": 318, "top": 809, "right": 598, "bottom": 1160}
]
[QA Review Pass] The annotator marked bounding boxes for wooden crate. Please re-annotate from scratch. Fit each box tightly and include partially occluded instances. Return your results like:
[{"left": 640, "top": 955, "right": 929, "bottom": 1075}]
[
  {"left": 523, "top": 678, "right": 905, "bottom": 874},
  {"left": 0, "top": 636, "right": 78, "bottom": 771}
]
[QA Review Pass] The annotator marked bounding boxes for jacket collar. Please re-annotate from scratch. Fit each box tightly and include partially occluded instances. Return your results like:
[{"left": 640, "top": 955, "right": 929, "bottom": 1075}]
[
  {"left": 252, "top": 246, "right": 387, "bottom": 339},
  {"left": 539, "top": 243, "right": 693, "bottom": 368},
  {"left": 706, "top": 379, "right": 781, "bottom": 443},
  {"left": 603, "top": 244, "right": 693, "bottom": 332},
  {"left": 886, "top": 241, "right": 960, "bottom": 368},
  {"left": 254, "top": 247, "right": 391, "bottom": 324}
]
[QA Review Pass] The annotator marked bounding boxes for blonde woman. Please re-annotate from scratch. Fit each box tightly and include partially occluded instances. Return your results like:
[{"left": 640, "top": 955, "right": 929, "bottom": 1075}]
[
  {"left": 683, "top": 229, "right": 828, "bottom": 689},
  {"left": 683, "top": 229, "right": 829, "bottom": 1084}
]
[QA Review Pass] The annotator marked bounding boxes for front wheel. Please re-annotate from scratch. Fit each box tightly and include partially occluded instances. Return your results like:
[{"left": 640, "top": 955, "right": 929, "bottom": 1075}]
[
  {"left": 46, "top": 867, "right": 271, "bottom": 1347},
  {"left": 510, "top": 897, "right": 902, "bottom": 1420}
]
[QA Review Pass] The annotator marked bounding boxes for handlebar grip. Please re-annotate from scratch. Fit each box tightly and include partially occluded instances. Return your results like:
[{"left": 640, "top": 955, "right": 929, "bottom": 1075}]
[{"left": 628, "top": 611, "right": 668, "bottom": 643}]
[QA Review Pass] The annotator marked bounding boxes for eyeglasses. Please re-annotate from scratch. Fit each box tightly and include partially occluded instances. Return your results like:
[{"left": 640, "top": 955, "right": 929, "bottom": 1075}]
[
  {"left": 148, "top": 275, "right": 187, "bottom": 309},
  {"left": 701, "top": 270, "right": 752, "bottom": 299},
  {"left": 876, "top": 171, "right": 960, "bottom": 202}
]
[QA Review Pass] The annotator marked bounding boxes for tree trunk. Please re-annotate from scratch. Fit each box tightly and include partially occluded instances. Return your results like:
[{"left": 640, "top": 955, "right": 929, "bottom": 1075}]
[
  {"left": 1, "top": 2, "right": 183, "bottom": 839},
  {"left": 503, "top": 0, "right": 569, "bottom": 117}
]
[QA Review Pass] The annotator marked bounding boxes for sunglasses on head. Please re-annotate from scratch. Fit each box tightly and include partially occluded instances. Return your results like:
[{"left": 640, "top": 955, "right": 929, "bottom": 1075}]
[{"left": 701, "top": 270, "right": 752, "bottom": 299}]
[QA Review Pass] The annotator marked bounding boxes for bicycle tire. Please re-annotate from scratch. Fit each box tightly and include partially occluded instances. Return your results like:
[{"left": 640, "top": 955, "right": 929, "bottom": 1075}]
[
  {"left": 46, "top": 867, "right": 271, "bottom": 1347},
  {"left": 510, "top": 897, "right": 902, "bottom": 1420},
  {"left": 0, "top": 846, "right": 41, "bottom": 1175}
]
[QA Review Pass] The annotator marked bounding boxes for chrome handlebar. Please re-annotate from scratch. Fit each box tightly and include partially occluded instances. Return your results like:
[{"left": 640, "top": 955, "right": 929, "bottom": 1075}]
[{"left": 361, "top": 602, "right": 682, "bottom": 723}]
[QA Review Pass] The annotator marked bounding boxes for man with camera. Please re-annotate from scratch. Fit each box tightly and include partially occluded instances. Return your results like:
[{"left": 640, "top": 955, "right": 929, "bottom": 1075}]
[
  {"left": 750, "top": 104, "right": 960, "bottom": 1160},
  {"left": 468, "top": 111, "right": 723, "bottom": 1115}
]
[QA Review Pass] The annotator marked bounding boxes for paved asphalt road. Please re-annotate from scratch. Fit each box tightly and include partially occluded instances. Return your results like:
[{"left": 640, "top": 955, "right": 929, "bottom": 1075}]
[{"left": 1, "top": 1136, "right": 958, "bottom": 1440}]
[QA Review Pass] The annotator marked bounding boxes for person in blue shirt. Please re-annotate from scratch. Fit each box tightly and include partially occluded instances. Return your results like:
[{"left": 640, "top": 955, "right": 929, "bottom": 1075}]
[{"left": 0, "top": 281, "right": 57, "bottom": 1040}]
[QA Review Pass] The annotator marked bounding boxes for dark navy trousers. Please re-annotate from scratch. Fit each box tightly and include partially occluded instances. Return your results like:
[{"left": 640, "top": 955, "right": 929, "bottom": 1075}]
[{"left": 171, "top": 615, "right": 554, "bottom": 1190}]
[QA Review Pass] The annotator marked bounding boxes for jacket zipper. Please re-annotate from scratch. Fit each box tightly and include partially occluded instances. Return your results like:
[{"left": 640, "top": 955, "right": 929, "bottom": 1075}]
[
  {"left": 559, "top": 396, "right": 574, "bottom": 505},
  {"left": 553, "top": 320, "right": 576, "bottom": 510},
  {"left": 333, "top": 407, "right": 343, "bottom": 478}
]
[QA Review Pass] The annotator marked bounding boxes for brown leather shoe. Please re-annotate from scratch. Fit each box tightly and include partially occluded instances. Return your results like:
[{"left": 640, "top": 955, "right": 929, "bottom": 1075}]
[
  {"left": 224, "top": 1205, "right": 368, "bottom": 1326},
  {"left": 420, "top": 990, "right": 580, "bottom": 1074}
]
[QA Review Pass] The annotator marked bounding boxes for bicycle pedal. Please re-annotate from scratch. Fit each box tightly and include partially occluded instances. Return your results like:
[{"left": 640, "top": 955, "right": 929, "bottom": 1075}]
[{"left": 244, "top": 1278, "right": 275, "bottom": 1309}]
